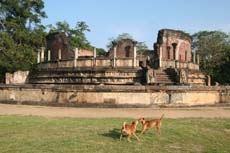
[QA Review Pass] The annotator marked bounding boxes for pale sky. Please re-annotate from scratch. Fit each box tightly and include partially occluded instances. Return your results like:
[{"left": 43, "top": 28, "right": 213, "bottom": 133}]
[{"left": 42, "top": 0, "right": 230, "bottom": 50}]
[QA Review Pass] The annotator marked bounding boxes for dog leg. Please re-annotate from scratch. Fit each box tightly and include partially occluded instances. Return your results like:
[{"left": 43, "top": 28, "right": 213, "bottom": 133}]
[
  {"left": 119, "top": 133, "right": 123, "bottom": 141},
  {"left": 133, "top": 133, "right": 140, "bottom": 141},
  {"left": 120, "top": 129, "right": 124, "bottom": 141},
  {"left": 156, "top": 123, "right": 161, "bottom": 135},
  {"left": 127, "top": 135, "right": 131, "bottom": 142},
  {"left": 139, "top": 127, "right": 146, "bottom": 136}
]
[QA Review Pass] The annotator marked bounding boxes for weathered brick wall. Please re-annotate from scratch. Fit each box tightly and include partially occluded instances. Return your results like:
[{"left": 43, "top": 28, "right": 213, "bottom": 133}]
[
  {"left": 108, "top": 39, "right": 135, "bottom": 58},
  {"left": 155, "top": 29, "right": 192, "bottom": 62}
]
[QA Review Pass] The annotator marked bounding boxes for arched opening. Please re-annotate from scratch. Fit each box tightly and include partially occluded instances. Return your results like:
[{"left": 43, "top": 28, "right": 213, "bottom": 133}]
[
  {"left": 172, "top": 43, "right": 177, "bottom": 60},
  {"left": 167, "top": 46, "right": 171, "bottom": 59},
  {"left": 185, "top": 50, "right": 187, "bottom": 61}
]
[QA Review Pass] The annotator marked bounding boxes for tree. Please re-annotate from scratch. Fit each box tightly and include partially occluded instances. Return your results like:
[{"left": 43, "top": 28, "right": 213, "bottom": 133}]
[
  {"left": 0, "top": 0, "right": 47, "bottom": 82},
  {"left": 136, "top": 42, "right": 149, "bottom": 55},
  {"left": 96, "top": 48, "right": 106, "bottom": 56},
  {"left": 192, "top": 31, "right": 230, "bottom": 84}
]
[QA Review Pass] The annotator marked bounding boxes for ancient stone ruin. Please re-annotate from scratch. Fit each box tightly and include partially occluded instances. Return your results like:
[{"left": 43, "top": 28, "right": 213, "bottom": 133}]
[
  {"left": 28, "top": 29, "right": 209, "bottom": 86},
  {"left": 3, "top": 29, "right": 230, "bottom": 107}
]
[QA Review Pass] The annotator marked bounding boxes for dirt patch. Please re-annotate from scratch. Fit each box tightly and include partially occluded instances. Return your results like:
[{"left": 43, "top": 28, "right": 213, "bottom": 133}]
[{"left": 0, "top": 104, "right": 229, "bottom": 118}]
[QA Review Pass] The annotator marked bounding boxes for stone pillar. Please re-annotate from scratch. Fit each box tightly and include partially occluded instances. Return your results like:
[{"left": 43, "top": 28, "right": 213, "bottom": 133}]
[
  {"left": 206, "top": 75, "right": 211, "bottom": 86},
  {"left": 193, "top": 51, "right": 196, "bottom": 63},
  {"left": 48, "top": 50, "right": 51, "bottom": 61},
  {"left": 133, "top": 44, "right": 137, "bottom": 67},
  {"left": 74, "top": 48, "right": 79, "bottom": 67},
  {"left": 41, "top": 47, "right": 45, "bottom": 62},
  {"left": 37, "top": 49, "right": 41, "bottom": 63},
  {"left": 197, "top": 54, "right": 200, "bottom": 65},
  {"left": 175, "top": 49, "right": 178, "bottom": 61},
  {"left": 93, "top": 47, "right": 96, "bottom": 67},
  {"left": 58, "top": 49, "right": 61, "bottom": 60},
  {"left": 159, "top": 46, "right": 162, "bottom": 68},
  {"left": 113, "top": 46, "right": 117, "bottom": 68},
  {"left": 93, "top": 47, "right": 96, "bottom": 58}
]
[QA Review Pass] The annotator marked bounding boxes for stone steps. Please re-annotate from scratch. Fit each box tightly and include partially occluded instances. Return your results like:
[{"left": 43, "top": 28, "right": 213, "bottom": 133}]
[{"left": 154, "top": 69, "right": 177, "bottom": 84}]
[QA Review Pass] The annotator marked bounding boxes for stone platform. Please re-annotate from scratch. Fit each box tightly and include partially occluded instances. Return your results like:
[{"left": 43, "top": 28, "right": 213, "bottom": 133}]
[{"left": 0, "top": 84, "right": 229, "bottom": 107}]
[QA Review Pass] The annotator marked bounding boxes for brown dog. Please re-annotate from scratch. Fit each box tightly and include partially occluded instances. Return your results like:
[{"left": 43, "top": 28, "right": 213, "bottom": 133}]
[
  {"left": 119, "top": 120, "right": 140, "bottom": 142},
  {"left": 139, "top": 114, "right": 164, "bottom": 136}
]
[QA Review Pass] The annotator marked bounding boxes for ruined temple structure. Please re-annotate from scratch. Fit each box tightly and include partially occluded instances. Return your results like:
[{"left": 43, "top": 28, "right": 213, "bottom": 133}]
[
  {"left": 147, "top": 29, "right": 208, "bottom": 85},
  {"left": 29, "top": 29, "right": 209, "bottom": 86},
  {"left": 29, "top": 32, "right": 142, "bottom": 85}
]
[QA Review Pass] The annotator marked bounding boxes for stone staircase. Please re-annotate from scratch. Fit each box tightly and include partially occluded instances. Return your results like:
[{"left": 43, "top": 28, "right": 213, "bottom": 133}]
[{"left": 154, "top": 68, "right": 178, "bottom": 85}]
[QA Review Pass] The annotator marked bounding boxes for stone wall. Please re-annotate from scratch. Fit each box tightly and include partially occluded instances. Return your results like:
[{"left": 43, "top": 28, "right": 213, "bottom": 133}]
[
  {"left": 0, "top": 84, "right": 229, "bottom": 107},
  {"left": 5, "top": 71, "right": 29, "bottom": 84},
  {"left": 108, "top": 39, "right": 136, "bottom": 58}
]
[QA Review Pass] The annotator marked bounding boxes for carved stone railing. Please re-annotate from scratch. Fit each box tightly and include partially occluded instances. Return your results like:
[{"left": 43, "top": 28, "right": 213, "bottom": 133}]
[
  {"left": 161, "top": 60, "right": 199, "bottom": 70},
  {"left": 38, "top": 57, "right": 140, "bottom": 70}
]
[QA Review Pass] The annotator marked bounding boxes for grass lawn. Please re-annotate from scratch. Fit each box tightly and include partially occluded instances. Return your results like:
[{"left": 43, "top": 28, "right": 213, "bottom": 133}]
[{"left": 0, "top": 115, "right": 229, "bottom": 153}]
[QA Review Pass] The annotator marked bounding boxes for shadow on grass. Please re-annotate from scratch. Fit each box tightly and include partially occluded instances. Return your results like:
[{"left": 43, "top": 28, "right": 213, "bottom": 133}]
[
  {"left": 100, "top": 128, "right": 121, "bottom": 140},
  {"left": 100, "top": 128, "right": 144, "bottom": 141}
]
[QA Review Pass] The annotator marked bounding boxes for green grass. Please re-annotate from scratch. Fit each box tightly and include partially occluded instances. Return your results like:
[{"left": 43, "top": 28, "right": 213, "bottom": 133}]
[{"left": 0, "top": 116, "right": 229, "bottom": 153}]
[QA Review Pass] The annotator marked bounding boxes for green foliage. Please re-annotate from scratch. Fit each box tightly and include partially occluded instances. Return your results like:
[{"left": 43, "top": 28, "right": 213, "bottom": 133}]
[
  {"left": 47, "top": 21, "right": 93, "bottom": 50},
  {"left": 136, "top": 42, "right": 149, "bottom": 55},
  {"left": 0, "top": 116, "right": 229, "bottom": 153},
  {"left": 96, "top": 48, "right": 106, "bottom": 56},
  {"left": 0, "top": 0, "right": 47, "bottom": 82},
  {"left": 192, "top": 31, "right": 230, "bottom": 84}
]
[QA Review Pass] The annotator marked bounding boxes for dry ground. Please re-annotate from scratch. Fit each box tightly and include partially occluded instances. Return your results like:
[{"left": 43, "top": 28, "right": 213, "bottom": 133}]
[{"left": 0, "top": 104, "right": 230, "bottom": 118}]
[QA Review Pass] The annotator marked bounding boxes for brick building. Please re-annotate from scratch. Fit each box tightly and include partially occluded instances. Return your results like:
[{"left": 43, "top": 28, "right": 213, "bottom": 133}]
[
  {"left": 108, "top": 39, "right": 137, "bottom": 58},
  {"left": 153, "top": 29, "right": 193, "bottom": 68}
]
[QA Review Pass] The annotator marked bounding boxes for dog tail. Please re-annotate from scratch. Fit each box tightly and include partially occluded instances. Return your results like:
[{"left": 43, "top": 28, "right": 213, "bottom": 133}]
[
  {"left": 122, "top": 122, "right": 126, "bottom": 129},
  {"left": 159, "top": 114, "right": 164, "bottom": 120}
]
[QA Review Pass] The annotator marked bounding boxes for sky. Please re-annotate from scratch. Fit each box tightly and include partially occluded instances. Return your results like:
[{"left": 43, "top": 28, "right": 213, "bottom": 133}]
[{"left": 42, "top": 0, "right": 230, "bottom": 50}]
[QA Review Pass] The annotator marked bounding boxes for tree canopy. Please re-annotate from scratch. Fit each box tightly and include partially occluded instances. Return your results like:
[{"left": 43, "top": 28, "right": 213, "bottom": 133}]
[
  {"left": 192, "top": 31, "right": 230, "bottom": 84},
  {"left": 0, "top": 0, "right": 47, "bottom": 82}
]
